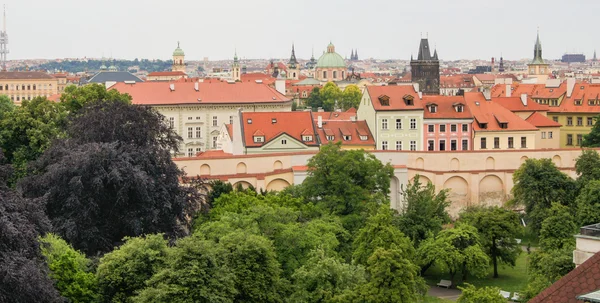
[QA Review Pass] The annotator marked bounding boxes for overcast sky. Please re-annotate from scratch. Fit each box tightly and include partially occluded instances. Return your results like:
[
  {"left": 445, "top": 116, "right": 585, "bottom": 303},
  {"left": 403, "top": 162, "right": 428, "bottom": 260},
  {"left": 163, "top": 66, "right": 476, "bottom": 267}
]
[{"left": 4, "top": 0, "right": 599, "bottom": 61}]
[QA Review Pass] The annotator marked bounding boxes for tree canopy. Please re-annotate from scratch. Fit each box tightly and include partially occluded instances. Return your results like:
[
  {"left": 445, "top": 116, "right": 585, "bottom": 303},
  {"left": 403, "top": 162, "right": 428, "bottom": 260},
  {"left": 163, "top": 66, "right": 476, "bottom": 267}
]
[
  {"left": 582, "top": 115, "right": 600, "bottom": 147},
  {"left": 457, "top": 284, "right": 506, "bottom": 303},
  {"left": 340, "top": 85, "right": 362, "bottom": 111},
  {"left": 60, "top": 83, "right": 132, "bottom": 112},
  {"left": 320, "top": 82, "right": 342, "bottom": 111}
]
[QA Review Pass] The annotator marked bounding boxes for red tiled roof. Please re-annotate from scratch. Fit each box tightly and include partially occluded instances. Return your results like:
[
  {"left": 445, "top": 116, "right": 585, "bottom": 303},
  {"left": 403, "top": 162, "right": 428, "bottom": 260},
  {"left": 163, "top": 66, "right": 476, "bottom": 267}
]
[
  {"left": 492, "top": 82, "right": 567, "bottom": 99},
  {"left": 316, "top": 120, "right": 375, "bottom": 146},
  {"left": 530, "top": 251, "right": 600, "bottom": 303},
  {"left": 240, "top": 73, "right": 276, "bottom": 85},
  {"left": 492, "top": 96, "right": 549, "bottom": 112},
  {"left": 241, "top": 112, "right": 318, "bottom": 148},
  {"left": 440, "top": 74, "right": 475, "bottom": 88},
  {"left": 525, "top": 112, "right": 562, "bottom": 127},
  {"left": 111, "top": 81, "right": 291, "bottom": 105},
  {"left": 195, "top": 150, "right": 232, "bottom": 158},
  {"left": 147, "top": 71, "right": 187, "bottom": 77},
  {"left": 265, "top": 62, "right": 287, "bottom": 71},
  {"left": 47, "top": 93, "right": 61, "bottom": 102},
  {"left": 366, "top": 85, "right": 423, "bottom": 111},
  {"left": 51, "top": 73, "right": 68, "bottom": 78},
  {"left": 312, "top": 108, "right": 357, "bottom": 121},
  {"left": 554, "top": 82, "right": 600, "bottom": 114},
  {"left": 421, "top": 95, "right": 473, "bottom": 119},
  {"left": 225, "top": 124, "right": 233, "bottom": 138},
  {"left": 464, "top": 92, "right": 538, "bottom": 132}
]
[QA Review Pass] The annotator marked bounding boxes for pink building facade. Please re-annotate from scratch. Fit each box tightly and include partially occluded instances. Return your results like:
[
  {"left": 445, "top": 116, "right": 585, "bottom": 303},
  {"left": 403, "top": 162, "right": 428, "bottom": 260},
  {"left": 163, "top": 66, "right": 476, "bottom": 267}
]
[{"left": 422, "top": 96, "right": 474, "bottom": 151}]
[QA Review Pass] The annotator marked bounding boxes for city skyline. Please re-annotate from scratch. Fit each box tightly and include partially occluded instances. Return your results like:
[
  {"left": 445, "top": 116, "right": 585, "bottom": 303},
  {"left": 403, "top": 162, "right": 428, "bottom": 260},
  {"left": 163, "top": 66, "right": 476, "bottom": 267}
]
[{"left": 2, "top": 0, "right": 599, "bottom": 61}]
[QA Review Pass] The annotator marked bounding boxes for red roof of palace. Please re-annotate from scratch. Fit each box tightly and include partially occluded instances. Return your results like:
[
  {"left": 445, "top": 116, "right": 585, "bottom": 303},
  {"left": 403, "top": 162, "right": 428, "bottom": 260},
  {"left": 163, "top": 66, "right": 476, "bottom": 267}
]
[
  {"left": 492, "top": 96, "right": 549, "bottom": 112},
  {"left": 421, "top": 95, "right": 473, "bottom": 119},
  {"left": 241, "top": 111, "right": 319, "bottom": 148},
  {"left": 111, "top": 81, "right": 290, "bottom": 105},
  {"left": 366, "top": 85, "right": 423, "bottom": 111},
  {"left": 316, "top": 120, "right": 375, "bottom": 146},
  {"left": 464, "top": 92, "right": 538, "bottom": 132}
]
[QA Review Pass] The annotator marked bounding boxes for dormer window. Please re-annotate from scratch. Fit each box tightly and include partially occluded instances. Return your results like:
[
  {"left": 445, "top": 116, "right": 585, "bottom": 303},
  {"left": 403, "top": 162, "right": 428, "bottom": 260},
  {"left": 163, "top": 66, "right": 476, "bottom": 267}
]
[
  {"left": 479, "top": 123, "right": 488, "bottom": 129},
  {"left": 343, "top": 135, "right": 352, "bottom": 141},
  {"left": 378, "top": 95, "right": 390, "bottom": 106},
  {"left": 403, "top": 94, "right": 414, "bottom": 106},
  {"left": 271, "top": 118, "right": 277, "bottom": 123},
  {"left": 428, "top": 104, "right": 437, "bottom": 113},
  {"left": 326, "top": 135, "right": 335, "bottom": 141},
  {"left": 253, "top": 136, "right": 264, "bottom": 143},
  {"left": 359, "top": 135, "right": 367, "bottom": 141},
  {"left": 456, "top": 105, "right": 464, "bottom": 112},
  {"left": 499, "top": 123, "right": 508, "bottom": 129},
  {"left": 302, "top": 135, "right": 313, "bottom": 142},
  {"left": 575, "top": 100, "right": 582, "bottom": 106}
]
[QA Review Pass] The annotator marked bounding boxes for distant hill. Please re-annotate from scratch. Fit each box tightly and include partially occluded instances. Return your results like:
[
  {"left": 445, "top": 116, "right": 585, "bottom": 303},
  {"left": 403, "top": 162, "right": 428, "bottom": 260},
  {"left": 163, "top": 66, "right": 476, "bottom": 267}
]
[{"left": 31, "top": 59, "right": 172, "bottom": 73}]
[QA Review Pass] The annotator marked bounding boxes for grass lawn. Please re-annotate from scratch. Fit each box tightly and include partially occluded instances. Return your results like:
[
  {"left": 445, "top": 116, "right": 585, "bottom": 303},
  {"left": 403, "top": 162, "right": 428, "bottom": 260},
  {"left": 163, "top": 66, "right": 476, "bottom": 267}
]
[
  {"left": 423, "top": 252, "right": 530, "bottom": 294},
  {"left": 422, "top": 295, "right": 454, "bottom": 303}
]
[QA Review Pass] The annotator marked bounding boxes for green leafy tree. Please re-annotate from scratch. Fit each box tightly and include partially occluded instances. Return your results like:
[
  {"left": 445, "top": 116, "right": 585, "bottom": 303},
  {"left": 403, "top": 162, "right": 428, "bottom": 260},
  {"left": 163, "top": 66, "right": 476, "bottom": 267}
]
[
  {"left": 459, "top": 206, "right": 522, "bottom": 278},
  {"left": 133, "top": 237, "right": 236, "bottom": 303},
  {"left": 306, "top": 87, "right": 322, "bottom": 109},
  {"left": 395, "top": 175, "right": 450, "bottom": 245},
  {"left": 290, "top": 248, "right": 366, "bottom": 303},
  {"left": 576, "top": 180, "right": 600, "bottom": 226},
  {"left": 510, "top": 158, "right": 576, "bottom": 234},
  {"left": 39, "top": 234, "right": 98, "bottom": 303},
  {"left": 353, "top": 206, "right": 414, "bottom": 266},
  {"left": 60, "top": 83, "right": 132, "bottom": 112},
  {"left": 302, "top": 143, "right": 393, "bottom": 232},
  {"left": 521, "top": 247, "right": 575, "bottom": 301},
  {"left": 416, "top": 223, "right": 489, "bottom": 284},
  {"left": 582, "top": 115, "right": 600, "bottom": 147},
  {"left": 0, "top": 97, "right": 67, "bottom": 181},
  {"left": 538, "top": 203, "right": 577, "bottom": 251},
  {"left": 354, "top": 248, "right": 426, "bottom": 303},
  {"left": 575, "top": 149, "right": 600, "bottom": 186},
  {"left": 96, "top": 234, "right": 169, "bottom": 303},
  {"left": 320, "top": 82, "right": 342, "bottom": 111},
  {"left": 340, "top": 85, "right": 362, "bottom": 111},
  {"left": 457, "top": 284, "right": 505, "bottom": 303},
  {"left": 219, "top": 231, "right": 283, "bottom": 303},
  {"left": 0, "top": 95, "right": 14, "bottom": 119}
]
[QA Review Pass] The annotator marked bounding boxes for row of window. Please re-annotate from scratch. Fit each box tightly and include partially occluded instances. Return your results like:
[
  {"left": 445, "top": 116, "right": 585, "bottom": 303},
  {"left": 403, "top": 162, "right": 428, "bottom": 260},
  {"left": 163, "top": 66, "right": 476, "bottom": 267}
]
[
  {"left": 480, "top": 137, "right": 527, "bottom": 149},
  {"left": 321, "top": 70, "right": 345, "bottom": 79},
  {"left": 173, "top": 116, "right": 235, "bottom": 128},
  {"left": 427, "top": 139, "right": 469, "bottom": 151},
  {"left": 187, "top": 127, "right": 202, "bottom": 139},
  {"left": 253, "top": 135, "right": 314, "bottom": 144},
  {"left": 186, "top": 137, "right": 219, "bottom": 156},
  {"left": 427, "top": 124, "right": 469, "bottom": 133},
  {"left": 557, "top": 116, "right": 595, "bottom": 127},
  {"left": 0, "top": 83, "right": 53, "bottom": 91},
  {"left": 381, "top": 118, "right": 417, "bottom": 130},
  {"left": 541, "top": 131, "right": 554, "bottom": 139},
  {"left": 381, "top": 140, "right": 418, "bottom": 151},
  {"left": 9, "top": 95, "right": 47, "bottom": 101},
  {"left": 566, "top": 134, "right": 583, "bottom": 146}
]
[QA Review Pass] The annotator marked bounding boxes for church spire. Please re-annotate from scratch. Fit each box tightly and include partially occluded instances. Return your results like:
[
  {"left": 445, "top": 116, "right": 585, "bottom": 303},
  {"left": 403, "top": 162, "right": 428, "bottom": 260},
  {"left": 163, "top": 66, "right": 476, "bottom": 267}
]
[
  {"left": 594, "top": 49, "right": 597, "bottom": 62},
  {"left": 288, "top": 43, "right": 298, "bottom": 65},
  {"left": 532, "top": 28, "right": 544, "bottom": 64}
]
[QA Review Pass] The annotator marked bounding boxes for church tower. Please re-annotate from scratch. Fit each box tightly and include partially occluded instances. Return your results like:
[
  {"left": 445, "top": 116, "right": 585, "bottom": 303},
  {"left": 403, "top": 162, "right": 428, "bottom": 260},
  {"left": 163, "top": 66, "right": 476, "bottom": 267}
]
[
  {"left": 499, "top": 55, "right": 505, "bottom": 72},
  {"left": 287, "top": 44, "right": 299, "bottom": 80},
  {"left": 172, "top": 42, "right": 185, "bottom": 73},
  {"left": 232, "top": 50, "right": 241, "bottom": 81},
  {"left": 527, "top": 30, "right": 549, "bottom": 76},
  {"left": 410, "top": 38, "right": 440, "bottom": 95}
]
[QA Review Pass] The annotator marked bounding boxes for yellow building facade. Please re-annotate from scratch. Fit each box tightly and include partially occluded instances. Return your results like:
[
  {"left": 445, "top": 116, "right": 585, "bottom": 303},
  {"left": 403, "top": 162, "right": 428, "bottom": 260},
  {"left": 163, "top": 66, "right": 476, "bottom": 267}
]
[{"left": 0, "top": 71, "right": 58, "bottom": 104}]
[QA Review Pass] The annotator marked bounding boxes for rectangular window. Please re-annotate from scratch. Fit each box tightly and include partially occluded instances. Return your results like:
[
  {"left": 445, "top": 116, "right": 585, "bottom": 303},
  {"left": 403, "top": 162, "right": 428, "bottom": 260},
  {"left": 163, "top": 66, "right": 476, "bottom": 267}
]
[
  {"left": 196, "top": 147, "right": 202, "bottom": 154},
  {"left": 588, "top": 117, "right": 594, "bottom": 126},
  {"left": 212, "top": 116, "right": 218, "bottom": 126},
  {"left": 549, "top": 131, "right": 553, "bottom": 139},
  {"left": 230, "top": 116, "right": 234, "bottom": 125},
  {"left": 428, "top": 140, "right": 434, "bottom": 151},
  {"left": 281, "top": 139, "right": 287, "bottom": 145},
  {"left": 188, "top": 117, "right": 192, "bottom": 120},
  {"left": 439, "top": 140, "right": 446, "bottom": 151},
  {"left": 521, "top": 137, "right": 527, "bottom": 148},
  {"left": 508, "top": 137, "right": 514, "bottom": 148},
  {"left": 382, "top": 141, "right": 388, "bottom": 150},
  {"left": 450, "top": 124, "right": 457, "bottom": 132},
  {"left": 577, "top": 117, "right": 583, "bottom": 126},
  {"left": 428, "top": 124, "right": 434, "bottom": 133},
  {"left": 187, "top": 148, "right": 194, "bottom": 157},
  {"left": 450, "top": 140, "right": 457, "bottom": 151},
  {"left": 169, "top": 117, "right": 175, "bottom": 129},
  {"left": 196, "top": 127, "right": 201, "bottom": 138},
  {"left": 326, "top": 135, "right": 334, "bottom": 141},
  {"left": 187, "top": 127, "right": 193, "bottom": 138},
  {"left": 481, "top": 137, "right": 487, "bottom": 149},
  {"left": 553, "top": 116, "right": 559, "bottom": 122},
  {"left": 212, "top": 136, "right": 218, "bottom": 148},
  {"left": 567, "top": 117, "right": 573, "bottom": 126},
  {"left": 323, "top": 71, "right": 327, "bottom": 79},
  {"left": 577, "top": 134, "right": 583, "bottom": 146},
  {"left": 396, "top": 141, "right": 402, "bottom": 151},
  {"left": 381, "top": 119, "right": 388, "bottom": 130},
  {"left": 462, "top": 139, "right": 468, "bottom": 151},
  {"left": 396, "top": 119, "right": 402, "bottom": 130},
  {"left": 567, "top": 134, "right": 573, "bottom": 145},
  {"left": 494, "top": 137, "right": 500, "bottom": 149},
  {"left": 440, "top": 125, "right": 446, "bottom": 132},
  {"left": 541, "top": 132, "right": 546, "bottom": 139},
  {"left": 333, "top": 71, "right": 337, "bottom": 79},
  {"left": 410, "top": 141, "right": 416, "bottom": 151},
  {"left": 462, "top": 124, "right": 468, "bottom": 132},
  {"left": 410, "top": 118, "right": 417, "bottom": 130}
]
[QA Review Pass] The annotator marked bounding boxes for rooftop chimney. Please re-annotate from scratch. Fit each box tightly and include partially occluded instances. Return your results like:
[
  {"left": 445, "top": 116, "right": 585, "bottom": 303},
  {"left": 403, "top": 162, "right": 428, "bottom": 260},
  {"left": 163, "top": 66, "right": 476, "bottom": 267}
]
[
  {"left": 567, "top": 78, "right": 576, "bottom": 98},
  {"left": 482, "top": 86, "right": 491, "bottom": 100},
  {"left": 169, "top": 83, "right": 175, "bottom": 91},
  {"left": 506, "top": 84, "right": 511, "bottom": 97},
  {"left": 317, "top": 116, "right": 322, "bottom": 128},
  {"left": 521, "top": 93, "right": 528, "bottom": 106},
  {"left": 194, "top": 82, "right": 199, "bottom": 91},
  {"left": 275, "top": 76, "right": 285, "bottom": 95}
]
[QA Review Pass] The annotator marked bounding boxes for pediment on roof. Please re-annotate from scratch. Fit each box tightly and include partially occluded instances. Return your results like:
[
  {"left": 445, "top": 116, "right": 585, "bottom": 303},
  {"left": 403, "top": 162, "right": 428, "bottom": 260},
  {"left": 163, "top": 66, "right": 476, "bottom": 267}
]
[
  {"left": 261, "top": 133, "right": 309, "bottom": 150},
  {"left": 210, "top": 130, "right": 221, "bottom": 135}
]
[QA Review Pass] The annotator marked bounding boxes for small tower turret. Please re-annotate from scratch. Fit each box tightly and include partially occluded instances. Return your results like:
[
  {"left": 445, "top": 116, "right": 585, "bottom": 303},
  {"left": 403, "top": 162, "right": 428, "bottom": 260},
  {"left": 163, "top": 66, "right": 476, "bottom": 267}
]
[
  {"left": 287, "top": 44, "right": 299, "bottom": 80},
  {"left": 232, "top": 50, "right": 241, "bottom": 81},
  {"left": 172, "top": 41, "right": 185, "bottom": 73}
]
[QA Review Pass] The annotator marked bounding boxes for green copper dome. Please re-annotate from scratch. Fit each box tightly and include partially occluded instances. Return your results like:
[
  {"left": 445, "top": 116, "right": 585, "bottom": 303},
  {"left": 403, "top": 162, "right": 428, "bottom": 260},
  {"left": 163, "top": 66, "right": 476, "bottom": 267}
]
[
  {"left": 173, "top": 42, "right": 185, "bottom": 56},
  {"left": 316, "top": 42, "right": 346, "bottom": 68}
]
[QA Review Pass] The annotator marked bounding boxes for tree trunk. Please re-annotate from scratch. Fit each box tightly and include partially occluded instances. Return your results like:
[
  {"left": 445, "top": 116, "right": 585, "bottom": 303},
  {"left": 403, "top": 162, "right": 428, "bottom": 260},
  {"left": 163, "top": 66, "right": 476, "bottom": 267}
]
[
  {"left": 462, "top": 262, "right": 468, "bottom": 282},
  {"left": 450, "top": 270, "right": 456, "bottom": 288},
  {"left": 420, "top": 260, "right": 434, "bottom": 276},
  {"left": 492, "top": 241, "right": 499, "bottom": 278}
]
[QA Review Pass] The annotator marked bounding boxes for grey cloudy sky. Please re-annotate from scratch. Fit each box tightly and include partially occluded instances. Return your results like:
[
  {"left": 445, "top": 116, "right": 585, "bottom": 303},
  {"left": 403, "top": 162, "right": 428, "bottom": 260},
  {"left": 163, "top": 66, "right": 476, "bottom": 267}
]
[{"left": 5, "top": 0, "right": 599, "bottom": 61}]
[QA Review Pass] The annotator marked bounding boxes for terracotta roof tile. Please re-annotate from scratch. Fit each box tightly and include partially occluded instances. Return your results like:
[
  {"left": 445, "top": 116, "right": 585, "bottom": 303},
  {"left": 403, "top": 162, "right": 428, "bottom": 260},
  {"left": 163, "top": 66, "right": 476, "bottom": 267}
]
[
  {"left": 555, "top": 83, "right": 600, "bottom": 114},
  {"left": 366, "top": 85, "right": 423, "bottom": 111},
  {"left": 464, "top": 92, "right": 538, "bottom": 131},
  {"left": 0, "top": 71, "right": 55, "bottom": 80},
  {"left": 316, "top": 120, "right": 375, "bottom": 146},
  {"left": 440, "top": 74, "right": 475, "bottom": 88},
  {"left": 241, "top": 112, "right": 318, "bottom": 148},
  {"left": 421, "top": 95, "right": 473, "bottom": 119},
  {"left": 530, "top": 251, "right": 600, "bottom": 303},
  {"left": 526, "top": 112, "right": 562, "bottom": 127},
  {"left": 111, "top": 81, "right": 290, "bottom": 105},
  {"left": 147, "top": 71, "right": 187, "bottom": 76},
  {"left": 492, "top": 96, "right": 549, "bottom": 112},
  {"left": 312, "top": 108, "right": 357, "bottom": 121}
]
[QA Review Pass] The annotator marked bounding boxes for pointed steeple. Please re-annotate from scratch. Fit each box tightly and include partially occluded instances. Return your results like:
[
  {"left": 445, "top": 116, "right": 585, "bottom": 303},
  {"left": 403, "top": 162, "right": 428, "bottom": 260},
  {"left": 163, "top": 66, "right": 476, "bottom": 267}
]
[
  {"left": 234, "top": 49, "right": 238, "bottom": 63},
  {"left": 594, "top": 49, "right": 597, "bottom": 62},
  {"left": 355, "top": 49, "right": 358, "bottom": 61},
  {"left": 531, "top": 28, "right": 544, "bottom": 64},
  {"left": 433, "top": 48, "right": 438, "bottom": 60},
  {"left": 288, "top": 43, "right": 298, "bottom": 65},
  {"left": 417, "top": 38, "right": 432, "bottom": 60}
]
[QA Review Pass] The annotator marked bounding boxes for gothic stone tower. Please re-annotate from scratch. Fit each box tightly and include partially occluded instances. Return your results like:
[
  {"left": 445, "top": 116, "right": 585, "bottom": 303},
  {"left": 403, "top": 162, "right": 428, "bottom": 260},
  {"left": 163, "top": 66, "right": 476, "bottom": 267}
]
[
  {"left": 410, "top": 38, "right": 440, "bottom": 95},
  {"left": 287, "top": 44, "right": 299, "bottom": 80}
]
